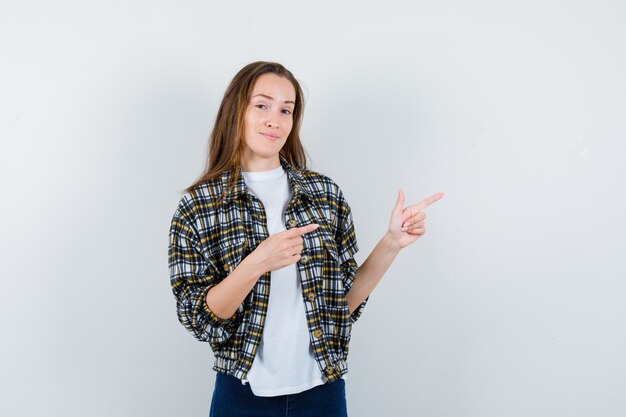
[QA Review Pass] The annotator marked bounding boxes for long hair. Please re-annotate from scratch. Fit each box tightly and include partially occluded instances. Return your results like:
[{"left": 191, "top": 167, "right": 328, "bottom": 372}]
[{"left": 183, "top": 61, "right": 308, "bottom": 194}]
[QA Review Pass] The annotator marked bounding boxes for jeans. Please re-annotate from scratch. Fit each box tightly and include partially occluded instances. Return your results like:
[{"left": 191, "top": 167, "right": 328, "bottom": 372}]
[{"left": 209, "top": 372, "right": 348, "bottom": 417}]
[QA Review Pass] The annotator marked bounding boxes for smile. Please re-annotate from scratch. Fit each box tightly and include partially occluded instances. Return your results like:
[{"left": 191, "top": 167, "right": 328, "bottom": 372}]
[{"left": 260, "top": 132, "right": 279, "bottom": 141}]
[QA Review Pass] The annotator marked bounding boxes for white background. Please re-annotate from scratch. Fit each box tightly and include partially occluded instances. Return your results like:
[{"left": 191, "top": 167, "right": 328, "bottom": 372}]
[{"left": 1, "top": 1, "right": 625, "bottom": 416}]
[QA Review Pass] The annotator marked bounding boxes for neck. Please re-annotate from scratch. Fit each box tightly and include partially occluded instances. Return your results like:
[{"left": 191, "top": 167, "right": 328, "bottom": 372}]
[{"left": 240, "top": 154, "right": 281, "bottom": 172}]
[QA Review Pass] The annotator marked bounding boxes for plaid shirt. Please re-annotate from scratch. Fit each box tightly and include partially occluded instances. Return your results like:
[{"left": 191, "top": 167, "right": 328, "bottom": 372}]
[{"left": 168, "top": 155, "right": 368, "bottom": 383}]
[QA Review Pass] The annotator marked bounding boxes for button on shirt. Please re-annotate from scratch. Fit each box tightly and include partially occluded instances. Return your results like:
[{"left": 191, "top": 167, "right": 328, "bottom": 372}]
[{"left": 168, "top": 155, "right": 368, "bottom": 385}]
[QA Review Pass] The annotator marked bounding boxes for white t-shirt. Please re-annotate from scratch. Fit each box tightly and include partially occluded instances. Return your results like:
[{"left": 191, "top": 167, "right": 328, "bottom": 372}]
[{"left": 240, "top": 164, "right": 326, "bottom": 396}]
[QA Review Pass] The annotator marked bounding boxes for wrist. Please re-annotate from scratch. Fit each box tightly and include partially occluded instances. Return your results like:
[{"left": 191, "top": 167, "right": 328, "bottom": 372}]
[
  {"left": 383, "top": 231, "right": 402, "bottom": 254},
  {"left": 238, "top": 256, "right": 265, "bottom": 282}
]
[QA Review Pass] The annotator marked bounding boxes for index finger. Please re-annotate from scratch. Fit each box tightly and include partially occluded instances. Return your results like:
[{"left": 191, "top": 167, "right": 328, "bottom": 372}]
[
  {"left": 412, "top": 192, "right": 444, "bottom": 212},
  {"left": 287, "top": 223, "right": 320, "bottom": 236}
]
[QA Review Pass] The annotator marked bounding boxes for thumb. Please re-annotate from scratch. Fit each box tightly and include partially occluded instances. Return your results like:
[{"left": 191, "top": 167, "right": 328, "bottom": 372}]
[{"left": 395, "top": 188, "right": 405, "bottom": 211}]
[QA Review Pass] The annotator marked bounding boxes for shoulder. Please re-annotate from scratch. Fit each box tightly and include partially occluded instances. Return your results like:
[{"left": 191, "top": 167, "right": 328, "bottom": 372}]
[
  {"left": 299, "top": 168, "right": 345, "bottom": 201},
  {"left": 170, "top": 177, "right": 223, "bottom": 229},
  {"left": 298, "top": 168, "right": 354, "bottom": 222}
]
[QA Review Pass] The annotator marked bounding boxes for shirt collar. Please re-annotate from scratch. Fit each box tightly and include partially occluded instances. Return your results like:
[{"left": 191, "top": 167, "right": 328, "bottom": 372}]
[{"left": 220, "top": 154, "right": 313, "bottom": 205}]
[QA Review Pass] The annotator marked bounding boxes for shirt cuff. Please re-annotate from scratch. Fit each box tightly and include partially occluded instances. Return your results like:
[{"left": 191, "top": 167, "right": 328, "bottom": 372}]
[{"left": 200, "top": 284, "right": 241, "bottom": 329}]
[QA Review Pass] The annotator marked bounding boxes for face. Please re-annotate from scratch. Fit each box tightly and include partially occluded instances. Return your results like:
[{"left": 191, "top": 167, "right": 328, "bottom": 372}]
[{"left": 241, "top": 73, "right": 296, "bottom": 169}]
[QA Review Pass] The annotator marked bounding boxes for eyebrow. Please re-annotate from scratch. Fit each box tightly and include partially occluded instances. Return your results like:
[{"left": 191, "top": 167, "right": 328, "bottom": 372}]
[{"left": 252, "top": 94, "right": 295, "bottom": 105}]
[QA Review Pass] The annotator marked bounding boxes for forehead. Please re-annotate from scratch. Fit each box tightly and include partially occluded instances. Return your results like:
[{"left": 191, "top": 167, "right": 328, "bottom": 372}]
[{"left": 251, "top": 73, "right": 296, "bottom": 101}]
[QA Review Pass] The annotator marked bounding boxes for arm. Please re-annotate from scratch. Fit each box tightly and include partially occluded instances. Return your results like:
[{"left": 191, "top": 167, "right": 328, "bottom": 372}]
[
  {"left": 346, "top": 233, "right": 400, "bottom": 315},
  {"left": 168, "top": 213, "right": 247, "bottom": 344},
  {"left": 333, "top": 184, "right": 370, "bottom": 323},
  {"left": 205, "top": 258, "right": 261, "bottom": 320},
  {"left": 346, "top": 188, "right": 444, "bottom": 315},
  {"left": 207, "top": 223, "right": 320, "bottom": 319}
]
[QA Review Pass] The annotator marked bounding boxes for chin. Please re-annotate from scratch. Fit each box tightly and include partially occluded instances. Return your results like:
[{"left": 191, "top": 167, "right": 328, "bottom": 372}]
[
  {"left": 245, "top": 141, "right": 284, "bottom": 160},
  {"left": 260, "top": 143, "right": 284, "bottom": 154},
  {"left": 253, "top": 149, "right": 280, "bottom": 159}
]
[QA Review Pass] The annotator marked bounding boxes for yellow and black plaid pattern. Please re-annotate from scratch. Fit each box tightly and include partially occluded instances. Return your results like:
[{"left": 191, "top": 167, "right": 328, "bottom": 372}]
[{"left": 168, "top": 155, "right": 368, "bottom": 383}]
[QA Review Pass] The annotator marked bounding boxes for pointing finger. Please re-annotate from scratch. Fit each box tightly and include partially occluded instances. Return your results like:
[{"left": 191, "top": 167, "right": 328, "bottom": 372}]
[
  {"left": 289, "top": 223, "right": 320, "bottom": 236},
  {"left": 412, "top": 192, "right": 444, "bottom": 212}
]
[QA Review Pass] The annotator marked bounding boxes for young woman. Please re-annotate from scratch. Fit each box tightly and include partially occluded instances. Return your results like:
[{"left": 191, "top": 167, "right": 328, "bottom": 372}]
[{"left": 168, "top": 61, "right": 443, "bottom": 417}]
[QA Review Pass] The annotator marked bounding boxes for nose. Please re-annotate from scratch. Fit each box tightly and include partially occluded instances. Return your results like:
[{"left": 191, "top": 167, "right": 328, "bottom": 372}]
[{"left": 265, "top": 110, "right": 280, "bottom": 128}]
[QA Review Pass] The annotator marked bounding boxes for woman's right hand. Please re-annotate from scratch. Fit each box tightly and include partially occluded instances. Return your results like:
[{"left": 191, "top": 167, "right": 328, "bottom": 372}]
[{"left": 243, "top": 223, "right": 319, "bottom": 275}]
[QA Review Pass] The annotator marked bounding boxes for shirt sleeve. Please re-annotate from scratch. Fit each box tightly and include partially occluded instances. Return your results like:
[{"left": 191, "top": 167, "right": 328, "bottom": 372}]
[
  {"left": 168, "top": 210, "right": 241, "bottom": 344},
  {"left": 334, "top": 185, "right": 368, "bottom": 324}
]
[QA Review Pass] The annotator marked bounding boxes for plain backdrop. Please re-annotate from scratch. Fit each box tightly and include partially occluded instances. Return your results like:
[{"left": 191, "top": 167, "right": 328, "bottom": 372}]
[{"left": 1, "top": 1, "right": 625, "bottom": 416}]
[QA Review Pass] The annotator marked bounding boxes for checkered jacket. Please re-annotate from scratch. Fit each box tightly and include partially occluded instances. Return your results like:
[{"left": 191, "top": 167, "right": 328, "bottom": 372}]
[{"left": 168, "top": 155, "right": 368, "bottom": 383}]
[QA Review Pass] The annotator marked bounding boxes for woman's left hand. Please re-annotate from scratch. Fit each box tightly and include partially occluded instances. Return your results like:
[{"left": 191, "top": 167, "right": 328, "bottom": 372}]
[{"left": 387, "top": 189, "right": 444, "bottom": 250}]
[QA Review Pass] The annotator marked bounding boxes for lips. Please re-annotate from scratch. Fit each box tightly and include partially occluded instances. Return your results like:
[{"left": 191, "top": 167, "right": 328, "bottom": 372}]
[{"left": 260, "top": 132, "right": 279, "bottom": 140}]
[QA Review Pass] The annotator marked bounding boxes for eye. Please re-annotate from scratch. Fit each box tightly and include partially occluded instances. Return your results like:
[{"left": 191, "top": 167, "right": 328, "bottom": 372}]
[
  {"left": 282, "top": 109, "right": 292, "bottom": 115},
  {"left": 255, "top": 104, "right": 267, "bottom": 110}
]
